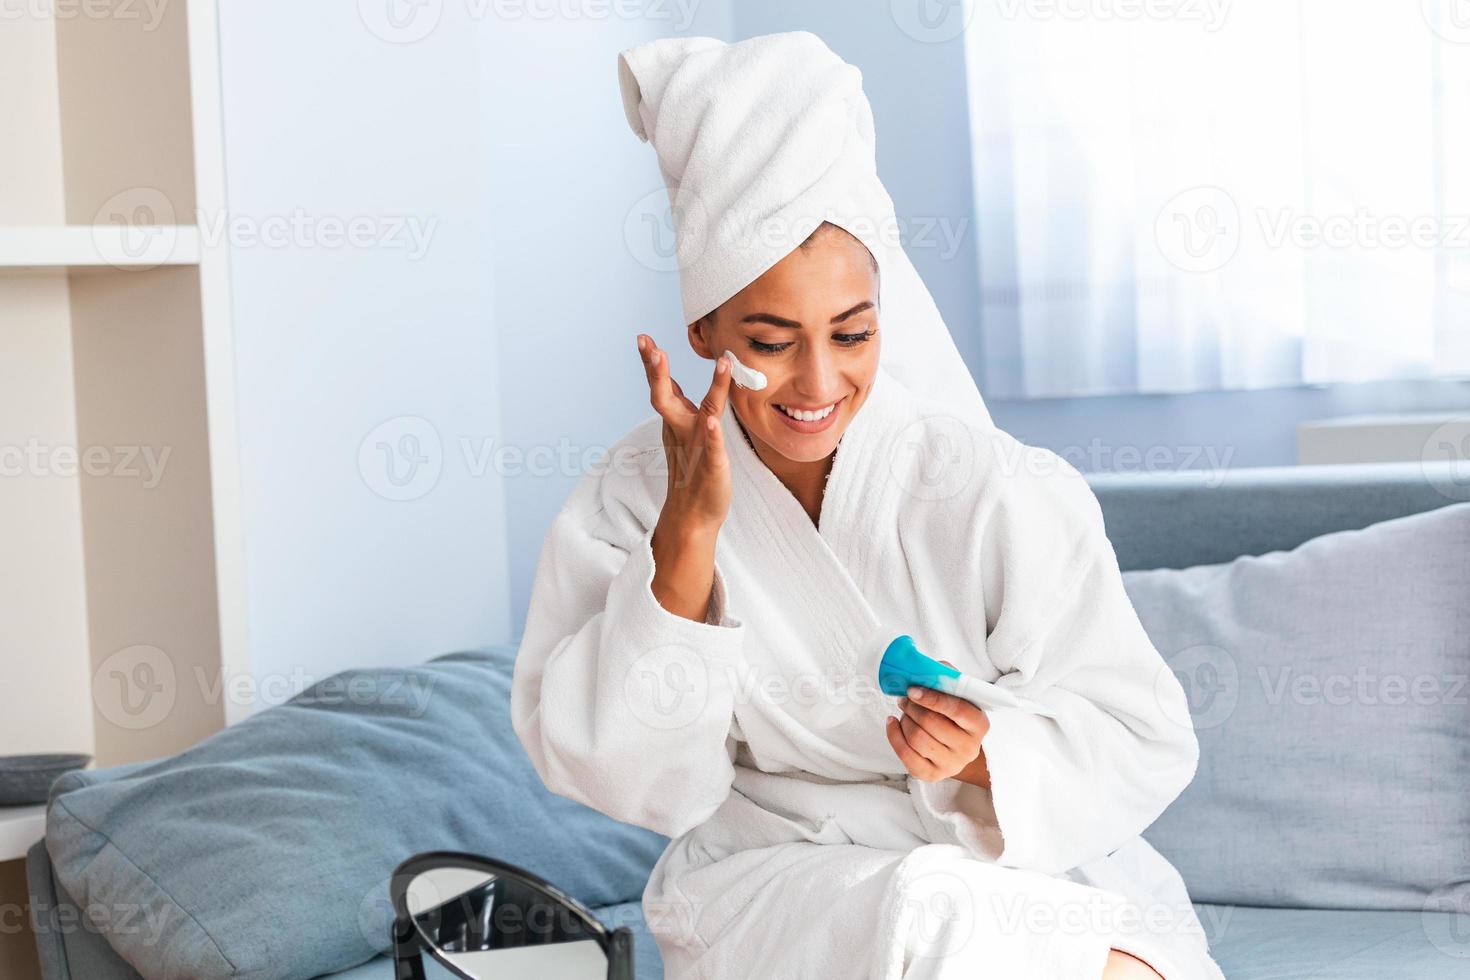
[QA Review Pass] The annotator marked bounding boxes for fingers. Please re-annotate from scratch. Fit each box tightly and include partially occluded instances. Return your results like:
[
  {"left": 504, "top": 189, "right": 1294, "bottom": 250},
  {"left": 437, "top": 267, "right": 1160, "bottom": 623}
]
[
  {"left": 898, "top": 708, "right": 955, "bottom": 770},
  {"left": 640, "top": 334, "right": 706, "bottom": 418},
  {"left": 701, "top": 350, "right": 734, "bottom": 421},
  {"left": 887, "top": 714, "right": 951, "bottom": 781},
  {"left": 906, "top": 686, "right": 989, "bottom": 739},
  {"left": 885, "top": 715, "right": 939, "bottom": 781},
  {"left": 897, "top": 695, "right": 972, "bottom": 752},
  {"left": 899, "top": 717, "right": 946, "bottom": 769},
  {"left": 638, "top": 334, "right": 685, "bottom": 421},
  {"left": 668, "top": 376, "right": 698, "bottom": 414},
  {"left": 702, "top": 409, "right": 725, "bottom": 458}
]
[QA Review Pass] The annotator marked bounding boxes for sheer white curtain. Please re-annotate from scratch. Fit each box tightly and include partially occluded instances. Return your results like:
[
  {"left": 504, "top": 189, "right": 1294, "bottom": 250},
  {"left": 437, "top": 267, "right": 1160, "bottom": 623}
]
[{"left": 965, "top": 0, "right": 1470, "bottom": 399}]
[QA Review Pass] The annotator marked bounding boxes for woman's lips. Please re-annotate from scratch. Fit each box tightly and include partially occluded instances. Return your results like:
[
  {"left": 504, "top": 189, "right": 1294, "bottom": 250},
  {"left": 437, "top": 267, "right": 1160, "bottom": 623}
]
[{"left": 770, "top": 396, "right": 844, "bottom": 434}]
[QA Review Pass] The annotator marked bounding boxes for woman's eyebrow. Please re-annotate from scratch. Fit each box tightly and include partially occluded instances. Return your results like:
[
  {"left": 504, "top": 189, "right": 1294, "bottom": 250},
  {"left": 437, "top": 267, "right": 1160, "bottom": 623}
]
[{"left": 741, "top": 301, "right": 874, "bottom": 329}]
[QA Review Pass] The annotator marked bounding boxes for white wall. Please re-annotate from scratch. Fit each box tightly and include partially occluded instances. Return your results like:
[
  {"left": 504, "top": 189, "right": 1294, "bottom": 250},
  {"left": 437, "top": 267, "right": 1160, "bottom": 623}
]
[
  {"left": 215, "top": 3, "right": 735, "bottom": 692},
  {"left": 217, "top": 4, "right": 514, "bottom": 700},
  {"left": 476, "top": 5, "right": 734, "bottom": 637}
]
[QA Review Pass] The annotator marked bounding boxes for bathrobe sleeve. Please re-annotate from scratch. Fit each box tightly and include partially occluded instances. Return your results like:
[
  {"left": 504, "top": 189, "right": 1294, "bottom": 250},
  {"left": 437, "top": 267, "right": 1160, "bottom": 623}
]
[
  {"left": 915, "top": 449, "right": 1199, "bottom": 875},
  {"left": 510, "top": 450, "right": 747, "bottom": 840}
]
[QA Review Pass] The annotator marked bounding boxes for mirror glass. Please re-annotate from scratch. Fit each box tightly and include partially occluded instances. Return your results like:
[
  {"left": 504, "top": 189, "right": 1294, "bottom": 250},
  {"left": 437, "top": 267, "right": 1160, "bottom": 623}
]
[{"left": 406, "top": 865, "right": 607, "bottom": 980}]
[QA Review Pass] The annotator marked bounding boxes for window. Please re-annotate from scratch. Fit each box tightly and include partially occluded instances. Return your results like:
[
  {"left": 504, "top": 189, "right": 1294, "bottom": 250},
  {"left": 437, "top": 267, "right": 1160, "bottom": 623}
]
[{"left": 965, "top": 0, "right": 1470, "bottom": 398}]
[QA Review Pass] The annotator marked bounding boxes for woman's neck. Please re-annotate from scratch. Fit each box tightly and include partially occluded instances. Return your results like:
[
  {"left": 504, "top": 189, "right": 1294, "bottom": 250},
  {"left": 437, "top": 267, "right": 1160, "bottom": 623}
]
[{"left": 737, "top": 416, "right": 835, "bottom": 527}]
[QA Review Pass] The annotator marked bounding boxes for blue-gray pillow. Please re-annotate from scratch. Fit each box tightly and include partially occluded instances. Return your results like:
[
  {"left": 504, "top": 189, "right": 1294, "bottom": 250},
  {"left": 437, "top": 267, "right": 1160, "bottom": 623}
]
[
  {"left": 1129, "top": 502, "right": 1470, "bottom": 912},
  {"left": 46, "top": 644, "right": 669, "bottom": 980}
]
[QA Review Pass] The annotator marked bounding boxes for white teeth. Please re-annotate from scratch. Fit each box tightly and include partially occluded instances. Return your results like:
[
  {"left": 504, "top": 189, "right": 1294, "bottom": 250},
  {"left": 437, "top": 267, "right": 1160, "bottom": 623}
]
[{"left": 778, "top": 402, "right": 835, "bottom": 422}]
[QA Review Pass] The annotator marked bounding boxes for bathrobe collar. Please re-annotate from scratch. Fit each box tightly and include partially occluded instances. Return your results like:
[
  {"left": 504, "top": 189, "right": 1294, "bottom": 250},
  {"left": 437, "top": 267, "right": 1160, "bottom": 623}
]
[{"left": 718, "top": 363, "right": 913, "bottom": 670}]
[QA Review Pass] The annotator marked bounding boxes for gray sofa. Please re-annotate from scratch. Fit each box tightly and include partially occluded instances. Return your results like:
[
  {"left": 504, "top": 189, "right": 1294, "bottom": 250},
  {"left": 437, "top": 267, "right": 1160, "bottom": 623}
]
[{"left": 27, "top": 460, "right": 1470, "bottom": 979}]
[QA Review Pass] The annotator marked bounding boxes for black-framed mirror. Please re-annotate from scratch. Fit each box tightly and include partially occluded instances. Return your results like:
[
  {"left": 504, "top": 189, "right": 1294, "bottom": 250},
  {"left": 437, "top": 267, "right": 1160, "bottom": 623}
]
[{"left": 389, "top": 851, "right": 635, "bottom": 980}]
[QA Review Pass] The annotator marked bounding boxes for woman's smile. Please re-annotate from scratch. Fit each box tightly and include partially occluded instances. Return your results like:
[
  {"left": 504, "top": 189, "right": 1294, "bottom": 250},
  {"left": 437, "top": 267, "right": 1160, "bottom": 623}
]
[{"left": 770, "top": 394, "right": 846, "bottom": 433}]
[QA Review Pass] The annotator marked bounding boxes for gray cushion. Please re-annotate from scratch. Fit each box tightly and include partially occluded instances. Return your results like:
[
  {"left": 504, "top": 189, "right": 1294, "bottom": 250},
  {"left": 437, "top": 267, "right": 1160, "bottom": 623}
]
[
  {"left": 1129, "top": 502, "right": 1470, "bottom": 911},
  {"left": 45, "top": 645, "right": 670, "bottom": 980},
  {"left": 1199, "top": 903, "right": 1470, "bottom": 979}
]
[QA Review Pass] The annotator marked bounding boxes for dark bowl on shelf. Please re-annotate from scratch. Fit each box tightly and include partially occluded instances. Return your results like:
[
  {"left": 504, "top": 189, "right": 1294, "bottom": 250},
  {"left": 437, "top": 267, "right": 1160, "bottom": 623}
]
[{"left": 0, "top": 754, "right": 93, "bottom": 806}]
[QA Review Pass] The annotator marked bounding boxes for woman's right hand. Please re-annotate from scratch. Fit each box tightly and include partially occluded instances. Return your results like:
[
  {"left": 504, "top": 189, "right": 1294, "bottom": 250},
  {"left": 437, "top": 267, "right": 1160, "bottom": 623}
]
[{"left": 637, "top": 334, "right": 735, "bottom": 537}]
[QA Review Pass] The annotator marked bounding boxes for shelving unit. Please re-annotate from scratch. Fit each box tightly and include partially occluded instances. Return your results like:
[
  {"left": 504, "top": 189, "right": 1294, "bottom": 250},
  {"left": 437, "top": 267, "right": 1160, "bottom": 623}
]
[
  {"left": 0, "top": 226, "right": 202, "bottom": 271},
  {"left": 0, "top": 0, "right": 246, "bottom": 773},
  {"left": 1, "top": 6, "right": 245, "bottom": 973}
]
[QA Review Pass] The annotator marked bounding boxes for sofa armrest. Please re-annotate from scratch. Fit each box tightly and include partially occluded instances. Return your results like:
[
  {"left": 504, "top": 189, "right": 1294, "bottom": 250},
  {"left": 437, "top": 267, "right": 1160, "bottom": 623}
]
[
  {"left": 26, "top": 840, "right": 67, "bottom": 980},
  {"left": 26, "top": 840, "right": 142, "bottom": 980}
]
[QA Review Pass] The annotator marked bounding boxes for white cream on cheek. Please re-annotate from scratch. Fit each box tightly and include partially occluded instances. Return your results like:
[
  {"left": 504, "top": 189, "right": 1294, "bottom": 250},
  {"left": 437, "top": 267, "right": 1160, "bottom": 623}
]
[{"left": 722, "top": 349, "right": 768, "bottom": 390}]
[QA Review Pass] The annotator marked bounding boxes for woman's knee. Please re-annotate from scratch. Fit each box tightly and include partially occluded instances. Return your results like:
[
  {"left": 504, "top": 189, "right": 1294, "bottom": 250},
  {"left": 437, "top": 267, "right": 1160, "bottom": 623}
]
[{"left": 1101, "top": 948, "right": 1165, "bottom": 980}]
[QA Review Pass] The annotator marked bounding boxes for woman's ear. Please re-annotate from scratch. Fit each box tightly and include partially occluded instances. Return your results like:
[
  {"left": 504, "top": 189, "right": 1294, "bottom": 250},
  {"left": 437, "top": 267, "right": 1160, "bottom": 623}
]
[{"left": 687, "top": 313, "right": 715, "bottom": 359}]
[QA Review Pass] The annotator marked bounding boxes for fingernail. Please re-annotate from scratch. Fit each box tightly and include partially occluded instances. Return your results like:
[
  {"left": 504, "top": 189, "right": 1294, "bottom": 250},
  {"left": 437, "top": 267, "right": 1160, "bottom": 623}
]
[{"left": 908, "top": 686, "right": 924, "bottom": 701}]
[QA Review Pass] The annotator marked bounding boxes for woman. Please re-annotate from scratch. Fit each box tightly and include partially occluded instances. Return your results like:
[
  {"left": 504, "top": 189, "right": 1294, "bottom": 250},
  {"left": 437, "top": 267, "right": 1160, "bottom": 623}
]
[{"left": 511, "top": 31, "right": 1226, "bottom": 980}]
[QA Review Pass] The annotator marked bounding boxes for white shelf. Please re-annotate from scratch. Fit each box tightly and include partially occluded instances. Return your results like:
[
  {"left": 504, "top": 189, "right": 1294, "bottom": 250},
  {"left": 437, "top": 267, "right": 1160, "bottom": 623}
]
[
  {"left": 0, "top": 225, "right": 201, "bottom": 271},
  {"left": 0, "top": 805, "right": 45, "bottom": 863}
]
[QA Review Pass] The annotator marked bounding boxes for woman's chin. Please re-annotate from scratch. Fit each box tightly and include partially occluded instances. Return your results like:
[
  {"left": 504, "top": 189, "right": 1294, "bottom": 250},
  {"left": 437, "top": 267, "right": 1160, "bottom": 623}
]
[{"left": 762, "top": 425, "right": 846, "bottom": 462}]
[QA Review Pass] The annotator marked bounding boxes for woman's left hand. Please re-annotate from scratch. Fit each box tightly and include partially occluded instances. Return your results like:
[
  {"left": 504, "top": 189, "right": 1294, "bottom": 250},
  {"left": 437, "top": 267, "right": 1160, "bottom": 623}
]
[{"left": 885, "top": 659, "right": 992, "bottom": 785}]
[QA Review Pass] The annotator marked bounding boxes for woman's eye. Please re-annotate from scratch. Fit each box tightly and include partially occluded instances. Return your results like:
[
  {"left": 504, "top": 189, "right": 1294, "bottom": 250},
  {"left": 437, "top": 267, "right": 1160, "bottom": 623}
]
[{"left": 747, "top": 329, "right": 874, "bottom": 355}]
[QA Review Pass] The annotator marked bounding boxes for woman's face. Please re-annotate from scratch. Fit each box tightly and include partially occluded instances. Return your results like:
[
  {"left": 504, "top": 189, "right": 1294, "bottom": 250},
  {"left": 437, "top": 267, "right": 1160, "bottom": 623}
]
[{"left": 689, "top": 228, "right": 881, "bottom": 465}]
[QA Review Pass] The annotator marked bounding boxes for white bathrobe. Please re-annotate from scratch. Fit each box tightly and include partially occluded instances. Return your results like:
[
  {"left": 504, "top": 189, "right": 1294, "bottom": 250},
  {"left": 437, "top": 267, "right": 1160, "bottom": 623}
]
[{"left": 511, "top": 364, "right": 1227, "bottom": 980}]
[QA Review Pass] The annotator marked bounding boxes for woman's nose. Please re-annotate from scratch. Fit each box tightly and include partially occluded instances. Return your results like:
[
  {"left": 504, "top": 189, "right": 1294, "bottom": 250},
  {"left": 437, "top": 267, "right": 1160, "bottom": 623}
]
[{"left": 789, "top": 346, "right": 841, "bottom": 401}]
